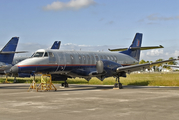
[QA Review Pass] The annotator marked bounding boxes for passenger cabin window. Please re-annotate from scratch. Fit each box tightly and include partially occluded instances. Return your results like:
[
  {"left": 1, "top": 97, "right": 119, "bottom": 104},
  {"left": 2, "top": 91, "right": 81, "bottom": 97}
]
[
  {"left": 44, "top": 52, "right": 48, "bottom": 57},
  {"left": 49, "top": 52, "right": 54, "bottom": 57},
  {"left": 33, "top": 52, "right": 44, "bottom": 57},
  {"left": 71, "top": 55, "right": 74, "bottom": 60},
  {"left": 95, "top": 56, "right": 99, "bottom": 61},
  {"left": 100, "top": 56, "right": 103, "bottom": 60}
]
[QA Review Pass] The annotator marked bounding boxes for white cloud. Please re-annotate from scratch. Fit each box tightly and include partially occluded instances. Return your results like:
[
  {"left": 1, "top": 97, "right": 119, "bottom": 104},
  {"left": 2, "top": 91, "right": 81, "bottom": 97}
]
[
  {"left": 173, "top": 50, "right": 179, "bottom": 58},
  {"left": 43, "top": 0, "right": 96, "bottom": 11},
  {"left": 146, "top": 49, "right": 163, "bottom": 56}
]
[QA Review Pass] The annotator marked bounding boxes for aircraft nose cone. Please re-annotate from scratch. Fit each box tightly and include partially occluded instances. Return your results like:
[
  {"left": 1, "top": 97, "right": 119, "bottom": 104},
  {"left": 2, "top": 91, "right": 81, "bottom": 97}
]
[{"left": 10, "top": 65, "right": 19, "bottom": 73}]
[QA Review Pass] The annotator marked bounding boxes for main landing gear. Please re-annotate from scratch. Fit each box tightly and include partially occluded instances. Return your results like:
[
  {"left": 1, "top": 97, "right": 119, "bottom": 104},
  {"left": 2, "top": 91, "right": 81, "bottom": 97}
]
[
  {"left": 114, "top": 76, "right": 123, "bottom": 89},
  {"left": 61, "top": 81, "right": 68, "bottom": 87}
]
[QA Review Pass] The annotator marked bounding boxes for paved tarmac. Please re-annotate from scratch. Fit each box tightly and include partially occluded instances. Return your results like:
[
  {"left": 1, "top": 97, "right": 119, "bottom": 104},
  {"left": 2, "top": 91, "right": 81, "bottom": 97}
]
[{"left": 0, "top": 84, "right": 179, "bottom": 120}]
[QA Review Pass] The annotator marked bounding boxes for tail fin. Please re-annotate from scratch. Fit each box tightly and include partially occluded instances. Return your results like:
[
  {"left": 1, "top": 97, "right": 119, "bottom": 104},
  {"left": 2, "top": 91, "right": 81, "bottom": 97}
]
[
  {"left": 120, "top": 33, "right": 143, "bottom": 61},
  {"left": 51, "top": 41, "right": 61, "bottom": 49},
  {"left": 0, "top": 37, "right": 19, "bottom": 64}
]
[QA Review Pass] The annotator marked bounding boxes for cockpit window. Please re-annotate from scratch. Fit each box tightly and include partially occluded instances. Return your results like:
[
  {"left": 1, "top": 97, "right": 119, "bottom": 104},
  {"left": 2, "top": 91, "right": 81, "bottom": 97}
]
[
  {"left": 44, "top": 52, "right": 48, "bottom": 57},
  {"left": 33, "top": 52, "right": 44, "bottom": 57}
]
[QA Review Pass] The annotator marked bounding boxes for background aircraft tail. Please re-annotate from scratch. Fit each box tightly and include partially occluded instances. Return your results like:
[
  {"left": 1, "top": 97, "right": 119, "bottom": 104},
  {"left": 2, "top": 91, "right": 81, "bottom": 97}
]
[
  {"left": 51, "top": 41, "right": 61, "bottom": 49},
  {"left": 120, "top": 33, "right": 143, "bottom": 61},
  {"left": 0, "top": 37, "right": 19, "bottom": 64}
]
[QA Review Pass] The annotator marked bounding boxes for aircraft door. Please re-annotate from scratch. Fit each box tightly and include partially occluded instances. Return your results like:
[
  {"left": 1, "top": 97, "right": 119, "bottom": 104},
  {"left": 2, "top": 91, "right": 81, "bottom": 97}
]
[
  {"left": 48, "top": 52, "right": 58, "bottom": 72},
  {"left": 57, "top": 52, "right": 66, "bottom": 71}
]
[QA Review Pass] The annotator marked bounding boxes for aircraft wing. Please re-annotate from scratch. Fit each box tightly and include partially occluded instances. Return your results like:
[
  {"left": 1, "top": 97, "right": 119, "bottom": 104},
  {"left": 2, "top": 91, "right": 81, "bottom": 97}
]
[
  {"left": 116, "top": 59, "right": 177, "bottom": 73},
  {"left": 108, "top": 45, "right": 163, "bottom": 51}
]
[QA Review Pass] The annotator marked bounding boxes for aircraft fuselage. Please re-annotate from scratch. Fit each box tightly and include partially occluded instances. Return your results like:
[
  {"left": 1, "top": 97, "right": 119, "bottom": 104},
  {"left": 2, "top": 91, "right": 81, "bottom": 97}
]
[{"left": 12, "top": 49, "right": 138, "bottom": 79}]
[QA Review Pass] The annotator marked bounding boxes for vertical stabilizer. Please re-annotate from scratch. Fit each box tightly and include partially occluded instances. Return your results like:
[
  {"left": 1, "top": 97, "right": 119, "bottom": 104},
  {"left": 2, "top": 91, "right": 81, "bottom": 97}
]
[
  {"left": 51, "top": 41, "right": 61, "bottom": 49},
  {"left": 0, "top": 37, "right": 19, "bottom": 64},
  {"left": 120, "top": 33, "right": 143, "bottom": 61}
]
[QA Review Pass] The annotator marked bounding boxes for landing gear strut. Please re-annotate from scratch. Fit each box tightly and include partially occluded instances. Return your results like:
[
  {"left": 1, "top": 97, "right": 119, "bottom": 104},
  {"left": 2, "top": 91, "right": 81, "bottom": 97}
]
[
  {"left": 114, "top": 76, "right": 123, "bottom": 89},
  {"left": 61, "top": 80, "right": 68, "bottom": 87}
]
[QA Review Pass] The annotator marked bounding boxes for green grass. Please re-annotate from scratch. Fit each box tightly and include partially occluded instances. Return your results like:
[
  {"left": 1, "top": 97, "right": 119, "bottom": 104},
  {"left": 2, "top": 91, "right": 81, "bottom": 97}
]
[{"left": 1, "top": 72, "right": 179, "bottom": 86}]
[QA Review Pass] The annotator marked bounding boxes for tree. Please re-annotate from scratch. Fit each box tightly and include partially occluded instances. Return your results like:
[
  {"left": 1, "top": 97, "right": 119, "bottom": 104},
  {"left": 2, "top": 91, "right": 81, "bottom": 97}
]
[
  {"left": 163, "top": 57, "right": 178, "bottom": 70},
  {"left": 155, "top": 59, "right": 163, "bottom": 72}
]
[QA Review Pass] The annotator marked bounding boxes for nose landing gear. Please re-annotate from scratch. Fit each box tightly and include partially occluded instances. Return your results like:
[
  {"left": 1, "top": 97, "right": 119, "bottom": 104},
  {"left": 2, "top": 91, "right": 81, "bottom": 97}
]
[{"left": 61, "top": 80, "right": 69, "bottom": 87}]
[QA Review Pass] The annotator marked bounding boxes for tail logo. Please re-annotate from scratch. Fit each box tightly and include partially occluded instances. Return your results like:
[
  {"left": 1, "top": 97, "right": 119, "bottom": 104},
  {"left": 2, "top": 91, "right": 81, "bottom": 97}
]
[{"left": 136, "top": 39, "right": 140, "bottom": 47}]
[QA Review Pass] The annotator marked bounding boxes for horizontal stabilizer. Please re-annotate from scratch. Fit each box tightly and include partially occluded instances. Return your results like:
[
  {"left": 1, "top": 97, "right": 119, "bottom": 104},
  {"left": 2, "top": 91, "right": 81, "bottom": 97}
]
[
  {"left": 108, "top": 48, "right": 128, "bottom": 51},
  {"left": 0, "top": 51, "right": 27, "bottom": 54},
  {"left": 109, "top": 45, "right": 163, "bottom": 51}
]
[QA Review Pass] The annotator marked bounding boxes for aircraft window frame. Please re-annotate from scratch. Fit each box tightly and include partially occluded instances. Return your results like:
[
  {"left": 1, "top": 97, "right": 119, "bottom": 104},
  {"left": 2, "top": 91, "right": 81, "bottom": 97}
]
[
  {"left": 95, "top": 55, "right": 99, "bottom": 61},
  {"left": 100, "top": 56, "right": 103, "bottom": 60},
  {"left": 79, "top": 55, "right": 82, "bottom": 63},
  {"left": 103, "top": 56, "right": 107, "bottom": 60},
  {"left": 33, "top": 52, "right": 44, "bottom": 57},
  {"left": 107, "top": 56, "right": 110, "bottom": 60},
  {"left": 44, "top": 52, "right": 48, "bottom": 57},
  {"left": 79, "top": 55, "right": 81, "bottom": 60},
  {"left": 111, "top": 56, "right": 114, "bottom": 61},
  {"left": 49, "top": 52, "right": 54, "bottom": 57},
  {"left": 87, "top": 55, "right": 90, "bottom": 60},
  {"left": 83, "top": 56, "right": 86, "bottom": 61},
  {"left": 31, "top": 53, "right": 35, "bottom": 57},
  {"left": 114, "top": 56, "right": 117, "bottom": 62},
  {"left": 91, "top": 55, "right": 94, "bottom": 64},
  {"left": 70, "top": 55, "right": 74, "bottom": 60}
]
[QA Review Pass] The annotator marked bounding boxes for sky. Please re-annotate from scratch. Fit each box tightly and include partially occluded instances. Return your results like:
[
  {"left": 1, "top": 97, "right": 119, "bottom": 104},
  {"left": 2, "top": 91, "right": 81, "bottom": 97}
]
[{"left": 0, "top": 0, "right": 179, "bottom": 62}]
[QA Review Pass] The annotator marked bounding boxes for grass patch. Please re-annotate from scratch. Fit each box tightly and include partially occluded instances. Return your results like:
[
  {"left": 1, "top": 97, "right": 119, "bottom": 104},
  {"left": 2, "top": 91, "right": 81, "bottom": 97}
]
[{"left": 1, "top": 72, "right": 179, "bottom": 86}]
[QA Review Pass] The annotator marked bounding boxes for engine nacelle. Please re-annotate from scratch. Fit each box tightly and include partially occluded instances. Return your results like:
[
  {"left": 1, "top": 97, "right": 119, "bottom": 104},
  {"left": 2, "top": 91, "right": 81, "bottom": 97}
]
[{"left": 96, "top": 60, "right": 123, "bottom": 76}]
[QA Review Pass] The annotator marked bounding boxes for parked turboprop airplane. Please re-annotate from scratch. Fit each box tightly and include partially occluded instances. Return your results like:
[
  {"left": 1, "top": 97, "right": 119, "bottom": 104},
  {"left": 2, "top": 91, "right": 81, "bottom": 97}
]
[{"left": 10, "top": 33, "right": 177, "bottom": 89}]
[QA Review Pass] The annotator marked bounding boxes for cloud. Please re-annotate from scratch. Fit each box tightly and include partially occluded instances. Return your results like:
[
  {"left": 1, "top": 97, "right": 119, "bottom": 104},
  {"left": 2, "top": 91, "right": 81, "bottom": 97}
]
[
  {"left": 106, "top": 21, "right": 114, "bottom": 25},
  {"left": 147, "top": 14, "right": 179, "bottom": 21},
  {"left": 43, "top": 0, "right": 96, "bottom": 11},
  {"left": 146, "top": 49, "right": 164, "bottom": 56}
]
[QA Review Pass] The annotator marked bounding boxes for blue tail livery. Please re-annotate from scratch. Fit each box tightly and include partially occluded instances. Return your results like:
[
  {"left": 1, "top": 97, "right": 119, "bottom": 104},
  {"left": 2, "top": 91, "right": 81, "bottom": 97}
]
[
  {"left": 120, "top": 33, "right": 142, "bottom": 61},
  {"left": 0, "top": 37, "right": 19, "bottom": 64},
  {"left": 51, "top": 41, "right": 61, "bottom": 49}
]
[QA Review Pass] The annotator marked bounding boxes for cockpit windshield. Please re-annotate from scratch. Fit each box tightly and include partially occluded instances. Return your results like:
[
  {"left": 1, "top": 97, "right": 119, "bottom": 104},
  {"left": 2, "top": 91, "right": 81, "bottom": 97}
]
[
  {"left": 31, "top": 52, "right": 49, "bottom": 57},
  {"left": 33, "top": 52, "right": 44, "bottom": 57}
]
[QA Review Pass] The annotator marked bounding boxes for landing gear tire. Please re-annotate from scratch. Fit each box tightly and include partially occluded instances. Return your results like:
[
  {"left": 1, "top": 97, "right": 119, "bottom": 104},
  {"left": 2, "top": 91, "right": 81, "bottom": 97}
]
[
  {"left": 114, "top": 83, "right": 118, "bottom": 88},
  {"left": 65, "top": 83, "right": 68, "bottom": 87},
  {"left": 114, "top": 76, "right": 123, "bottom": 89},
  {"left": 119, "top": 83, "right": 123, "bottom": 89},
  {"left": 62, "top": 82, "right": 69, "bottom": 87}
]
